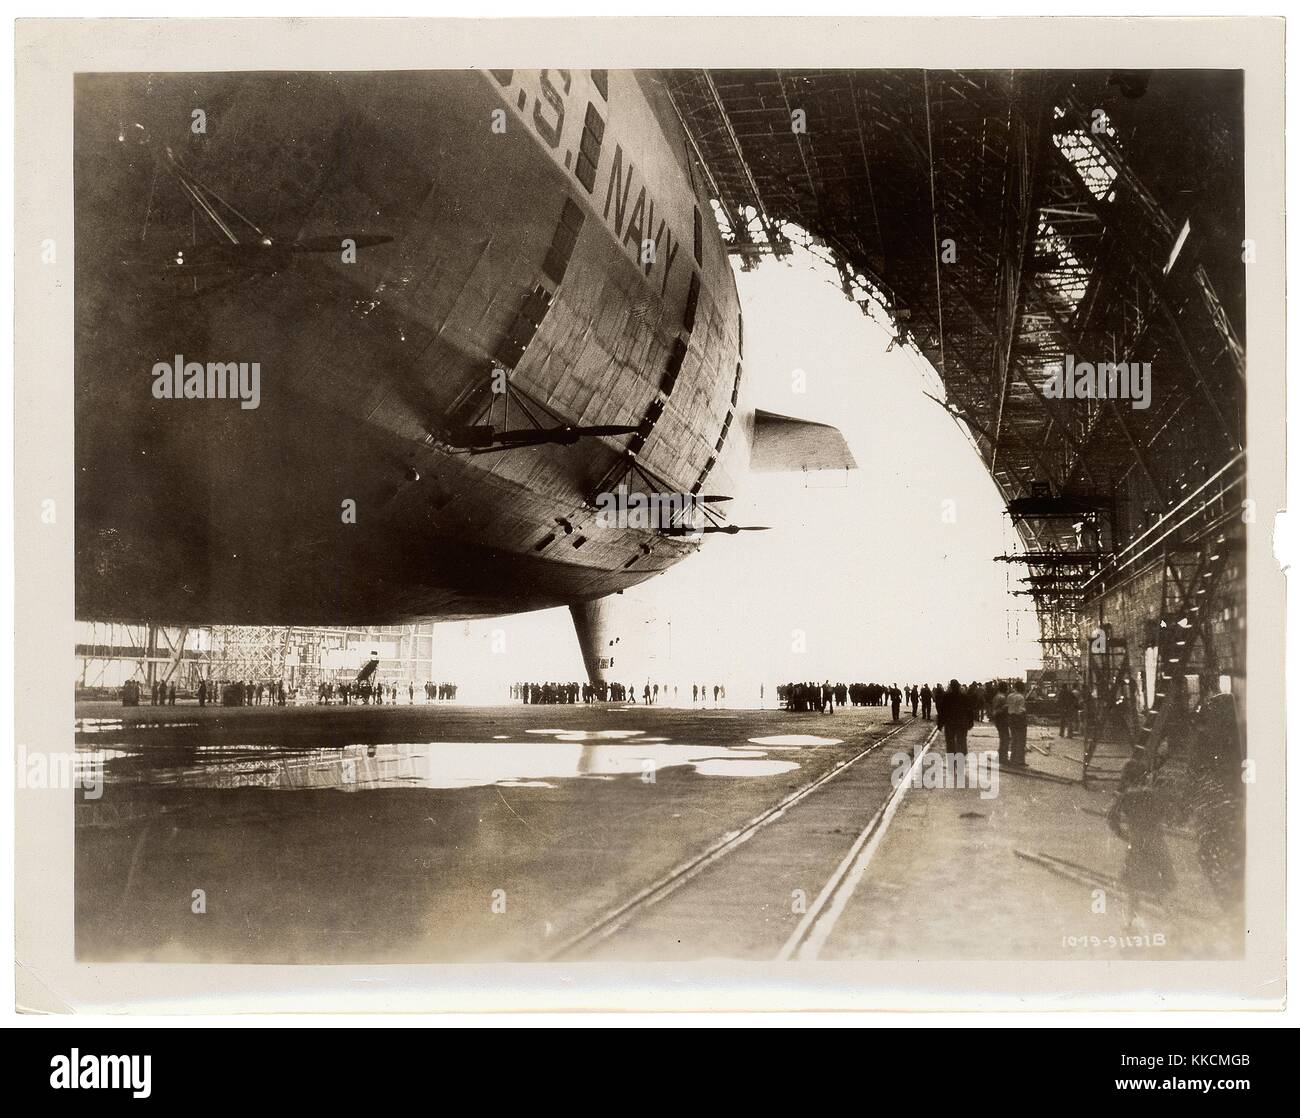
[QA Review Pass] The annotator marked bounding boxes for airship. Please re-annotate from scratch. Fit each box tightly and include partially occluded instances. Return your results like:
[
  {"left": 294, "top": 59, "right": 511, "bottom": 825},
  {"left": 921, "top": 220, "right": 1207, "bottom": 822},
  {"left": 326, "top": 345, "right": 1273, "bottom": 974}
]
[{"left": 75, "top": 68, "right": 854, "bottom": 681}]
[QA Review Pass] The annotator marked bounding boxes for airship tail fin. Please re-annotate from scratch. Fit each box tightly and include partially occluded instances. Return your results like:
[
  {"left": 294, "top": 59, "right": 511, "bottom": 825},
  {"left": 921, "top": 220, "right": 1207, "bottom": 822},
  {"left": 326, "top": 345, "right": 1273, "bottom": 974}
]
[{"left": 748, "top": 409, "right": 857, "bottom": 472}]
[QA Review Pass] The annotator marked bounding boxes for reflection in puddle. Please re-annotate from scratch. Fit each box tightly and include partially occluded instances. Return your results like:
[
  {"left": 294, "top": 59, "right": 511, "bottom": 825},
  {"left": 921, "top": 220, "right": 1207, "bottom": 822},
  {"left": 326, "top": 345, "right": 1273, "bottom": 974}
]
[
  {"left": 76, "top": 719, "right": 197, "bottom": 734},
  {"left": 77, "top": 747, "right": 137, "bottom": 768},
  {"left": 524, "top": 729, "right": 645, "bottom": 741},
  {"left": 75, "top": 719, "right": 124, "bottom": 734},
  {"left": 748, "top": 734, "right": 843, "bottom": 746},
  {"left": 85, "top": 737, "right": 805, "bottom": 792}
]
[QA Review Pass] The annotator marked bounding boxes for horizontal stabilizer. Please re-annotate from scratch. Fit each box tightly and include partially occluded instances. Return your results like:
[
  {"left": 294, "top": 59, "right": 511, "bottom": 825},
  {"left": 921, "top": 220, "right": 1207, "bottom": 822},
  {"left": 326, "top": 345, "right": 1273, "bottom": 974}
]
[{"left": 749, "top": 410, "right": 858, "bottom": 472}]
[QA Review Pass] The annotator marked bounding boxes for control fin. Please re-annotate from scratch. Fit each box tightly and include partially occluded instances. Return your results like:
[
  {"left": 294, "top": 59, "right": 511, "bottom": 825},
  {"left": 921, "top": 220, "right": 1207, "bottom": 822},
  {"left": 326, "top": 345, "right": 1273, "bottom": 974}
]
[{"left": 748, "top": 409, "right": 858, "bottom": 472}]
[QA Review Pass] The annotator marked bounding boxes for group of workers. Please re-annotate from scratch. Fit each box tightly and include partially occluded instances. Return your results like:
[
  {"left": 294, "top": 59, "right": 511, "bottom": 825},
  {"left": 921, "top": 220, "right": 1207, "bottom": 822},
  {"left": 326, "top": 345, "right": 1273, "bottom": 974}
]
[
  {"left": 124, "top": 678, "right": 458, "bottom": 707},
  {"left": 931, "top": 679, "right": 1029, "bottom": 766}
]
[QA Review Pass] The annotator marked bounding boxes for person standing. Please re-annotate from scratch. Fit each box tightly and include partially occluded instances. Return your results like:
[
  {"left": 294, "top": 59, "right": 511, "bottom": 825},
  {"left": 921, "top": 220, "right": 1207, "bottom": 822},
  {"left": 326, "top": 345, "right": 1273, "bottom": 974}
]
[
  {"left": 941, "top": 680, "right": 969, "bottom": 754},
  {"left": 991, "top": 682, "right": 1010, "bottom": 765},
  {"left": 1058, "top": 686, "right": 1079, "bottom": 739},
  {"left": 890, "top": 685, "right": 901, "bottom": 722},
  {"left": 1007, "top": 681, "right": 1028, "bottom": 766},
  {"left": 920, "top": 684, "right": 932, "bottom": 720}
]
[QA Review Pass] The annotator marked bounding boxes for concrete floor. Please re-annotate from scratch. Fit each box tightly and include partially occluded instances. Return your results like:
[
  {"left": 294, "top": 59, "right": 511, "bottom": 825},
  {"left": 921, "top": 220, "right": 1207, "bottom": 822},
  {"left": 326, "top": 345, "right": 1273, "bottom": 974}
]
[{"left": 73, "top": 702, "right": 1241, "bottom": 963}]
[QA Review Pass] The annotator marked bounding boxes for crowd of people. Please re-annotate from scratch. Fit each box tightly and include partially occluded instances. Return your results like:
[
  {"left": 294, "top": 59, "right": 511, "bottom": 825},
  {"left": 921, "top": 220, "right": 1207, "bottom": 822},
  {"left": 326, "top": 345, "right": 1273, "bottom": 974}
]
[
  {"left": 772, "top": 677, "right": 1046, "bottom": 768},
  {"left": 120, "top": 665, "right": 1080, "bottom": 779},
  {"left": 931, "top": 679, "right": 1029, "bottom": 766},
  {"left": 780, "top": 681, "right": 916, "bottom": 717},
  {"left": 514, "top": 681, "right": 721, "bottom": 704},
  {"left": 123, "top": 678, "right": 460, "bottom": 707},
  {"left": 116, "top": 678, "right": 180, "bottom": 706},
  {"left": 513, "top": 681, "right": 588, "bottom": 704},
  {"left": 780, "top": 682, "right": 846, "bottom": 712},
  {"left": 211, "top": 679, "right": 288, "bottom": 706},
  {"left": 307, "top": 679, "right": 457, "bottom": 705}
]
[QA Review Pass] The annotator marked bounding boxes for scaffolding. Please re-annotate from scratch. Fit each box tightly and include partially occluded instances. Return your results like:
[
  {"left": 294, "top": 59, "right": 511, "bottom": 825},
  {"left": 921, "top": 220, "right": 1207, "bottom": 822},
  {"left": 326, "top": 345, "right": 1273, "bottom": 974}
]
[
  {"left": 77, "top": 623, "right": 438, "bottom": 694},
  {"left": 670, "top": 68, "right": 1245, "bottom": 688},
  {"left": 207, "top": 624, "right": 437, "bottom": 691},
  {"left": 75, "top": 622, "right": 211, "bottom": 691}
]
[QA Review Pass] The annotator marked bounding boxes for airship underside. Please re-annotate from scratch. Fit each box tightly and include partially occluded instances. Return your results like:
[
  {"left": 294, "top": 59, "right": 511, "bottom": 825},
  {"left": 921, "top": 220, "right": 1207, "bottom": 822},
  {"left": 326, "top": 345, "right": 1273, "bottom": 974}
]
[{"left": 74, "top": 68, "right": 852, "bottom": 680}]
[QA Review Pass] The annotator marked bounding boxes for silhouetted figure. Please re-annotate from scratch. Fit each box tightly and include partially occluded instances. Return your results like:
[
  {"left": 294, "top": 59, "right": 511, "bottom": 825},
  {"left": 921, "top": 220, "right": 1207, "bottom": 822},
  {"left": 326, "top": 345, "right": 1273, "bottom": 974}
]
[
  {"left": 1108, "top": 759, "right": 1176, "bottom": 928},
  {"left": 1007, "top": 681, "right": 1028, "bottom": 765},
  {"left": 939, "top": 680, "right": 971, "bottom": 754},
  {"left": 1058, "top": 686, "right": 1079, "bottom": 739},
  {"left": 992, "top": 682, "right": 1010, "bottom": 764}
]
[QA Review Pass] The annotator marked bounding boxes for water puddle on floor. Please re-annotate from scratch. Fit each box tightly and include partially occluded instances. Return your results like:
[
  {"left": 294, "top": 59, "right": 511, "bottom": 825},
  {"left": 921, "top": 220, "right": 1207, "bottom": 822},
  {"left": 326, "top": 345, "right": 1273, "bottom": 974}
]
[
  {"left": 748, "top": 734, "right": 844, "bottom": 747},
  {"left": 82, "top": 730, "right": 811, "bottom": 792},
  {"left": 74, "top": 718, "right": 124, "bottom": 734},
  {"left": 75, "top": 718, "right": 198, "bottom": 733}
]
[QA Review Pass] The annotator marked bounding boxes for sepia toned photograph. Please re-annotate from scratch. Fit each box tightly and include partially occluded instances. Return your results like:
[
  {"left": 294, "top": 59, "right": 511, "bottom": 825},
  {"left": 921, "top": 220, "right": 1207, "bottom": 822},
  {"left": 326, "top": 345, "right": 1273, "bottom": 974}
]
[{"left": 12, "top": 16, "right": 1286, "bottom": 1014}]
